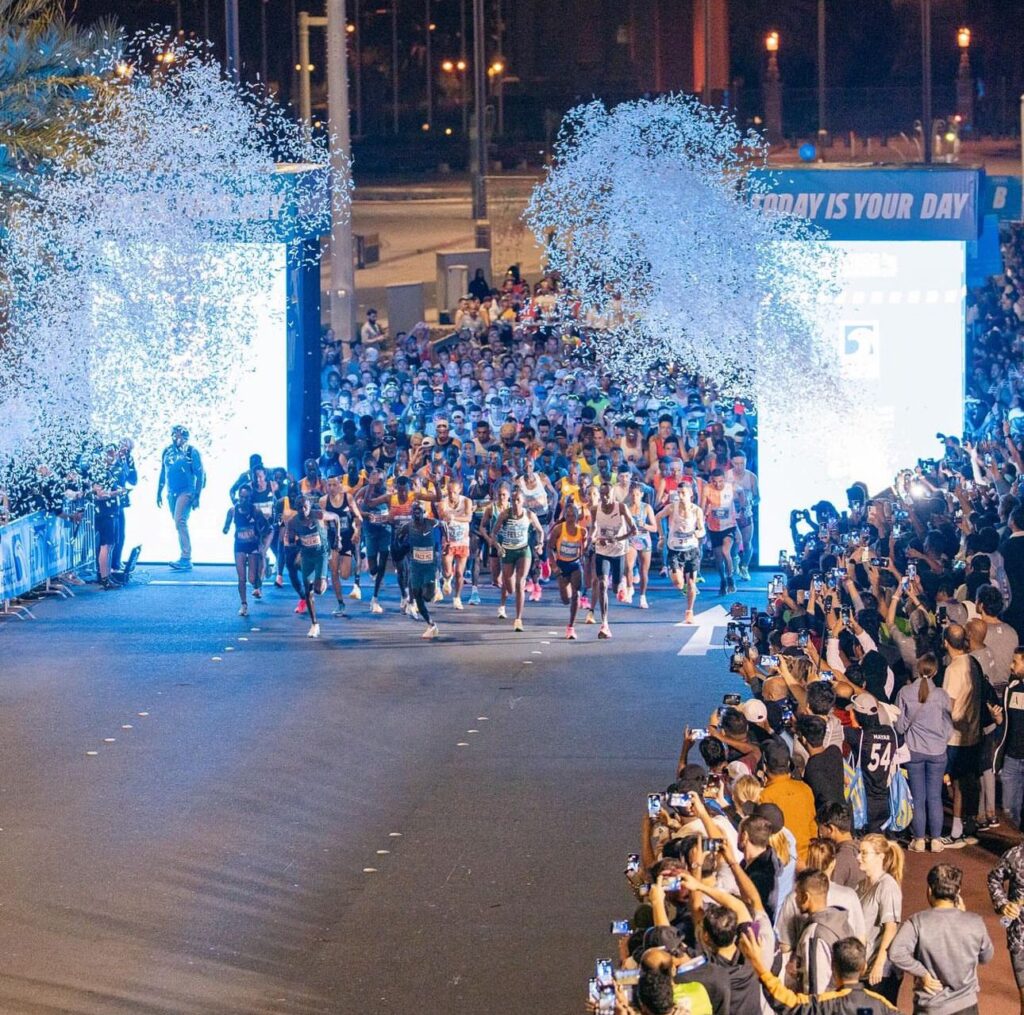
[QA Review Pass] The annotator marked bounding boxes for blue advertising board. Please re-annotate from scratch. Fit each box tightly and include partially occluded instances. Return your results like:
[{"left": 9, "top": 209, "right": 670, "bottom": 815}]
[{"left": 752, "top": 167, "right": 981, "bottom": 241}]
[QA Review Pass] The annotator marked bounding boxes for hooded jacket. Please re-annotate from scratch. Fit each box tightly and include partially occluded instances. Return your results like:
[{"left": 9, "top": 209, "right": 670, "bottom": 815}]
[{"left": 795, "top": 906, "right": 856, "bottom": 995}]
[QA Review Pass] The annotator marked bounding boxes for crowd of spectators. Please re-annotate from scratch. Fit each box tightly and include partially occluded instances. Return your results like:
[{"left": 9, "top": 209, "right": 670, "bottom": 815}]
[{"left": 582, "top": 225, "right": 1024, "bottom": 1014}]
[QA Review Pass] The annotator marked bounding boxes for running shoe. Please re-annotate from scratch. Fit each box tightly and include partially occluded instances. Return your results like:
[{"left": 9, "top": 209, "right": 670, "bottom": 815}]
[
  {"left": 332, "top": 604, "right": 348, "bottom": 617},
  {"left": 616, "top": 584, "right": 626, "bottom": 603},
  {"left": 238, "top": 603, "right": 249, "bottom": 617},
  {"left": 908, "top": 838, "right": 927, "bottom": 852},
  {"left": 598, "top": 622, "right": 612, "bottom": 639},
  {"left": 929, "top": 838, "right": 944, "bottom": 852},
  {"left": 659, "top": 566, "right": 668, "bottom": 577},
  {"left": 469, "top": 587, "right": 481, "bottom": 606},
  {"left": 349, "top": 584, "right": 362, "bottom": 601},
  {"left": 579, "top": 594, "right": 592, "bottom": 610},
  {"left": 399, "top": 596, "right": 409, "bottom": 615},
  {"left": 529, "top": 584, "right": 543, "bottom": 603},
  {"left": 696, "top": 573, "right": 706, "bottom": 584},
  {"left": 738, "top": 565, "right": 751, "bottom": 581},
  {"left": 497, "top": 605, "right": 507, "bottom": 620},
  {"left": 422, "top": 623, "right": 439, "bottom": 640},
  {"left": 370, "top": 598, "right": 384, "bottom": 614},
  {"left": 683, "top": 611, "right": 696, "bottom": 624},
  {"left": 169, "top": 558, "right": 193, "bottom": 571},
  {"left": 540, "top": 560, "right": 551, "bottom": 581},
  {"left": 294, "top": 599, "right": 308, "bottom": 615},
  {"left": 524, "top": 578, "right": 536, "bottom": 597},
  {"left": 453, "top": 596, "right": 464, "bottom": 610},
  {"left": 937, "top": 836, "right": 966, "bottom": 849},
  {"left": 307, "top": 623, "right": 320, "bottom": 639},
  {"left": 408, "top": 605, "right": 420, "bottom": 620},
  {"left": 565, "top": 625, "right": 577, "bottom": 640},
  {"left": 252, "top": 588, "right": 263, "bottom": 600},
  {"left": 726, "top": 577, "right": 736, "bottom": 594},
  {"left": 625, "top": 586, "right": 635, "bottom": 603},
  {"left": 513, "top": 618, "right": 524, "bottom": 632},
  {"left": 274, "top": 575, "right": 284, "bottom": 588},
  {"left": 100, "top": 577, "right": 117, "bottom": 590},
  {"left": 718, "top": 581, "right": 727, "bottom": 597},
  {"left": 585, "top": 610, "right": 596, "bottom": 625},
  {"left": 987, "top": 817, "right": 1001, "bottom": 828},
  {"left": 442, "top": 578, "right": 453, "bottom": 596},
  {"left": 432, "top": 586, "right": 443, "bottom": 603},
  {"left": 639, "top": 594, "right": 649, "bottom": 609}
]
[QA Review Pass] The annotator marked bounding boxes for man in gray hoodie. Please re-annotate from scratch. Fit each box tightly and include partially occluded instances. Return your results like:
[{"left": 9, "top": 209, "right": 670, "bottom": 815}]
[
  {"left": 793, "top": 869, "right": 857, "bottom": 994},
  {"left": 889, "top": 863, "right": 993, "bottom": 1014}
]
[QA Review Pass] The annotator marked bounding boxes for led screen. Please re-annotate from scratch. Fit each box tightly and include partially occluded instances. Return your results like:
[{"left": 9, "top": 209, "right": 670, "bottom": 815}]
[
  {"left": 758, "top": 240, "right": 965, "bottom": 566},
  {"left": 126, "top": 243, "right": 288, "bottom": 565}
]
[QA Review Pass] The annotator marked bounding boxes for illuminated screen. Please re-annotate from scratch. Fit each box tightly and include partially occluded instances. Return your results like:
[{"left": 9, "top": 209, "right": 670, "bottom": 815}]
[
  {"left": 128, "top": 243, "right": 288, "bottom": 564},
  {"left": 758, "top": 240, "right": 965, "bottom": 566}
]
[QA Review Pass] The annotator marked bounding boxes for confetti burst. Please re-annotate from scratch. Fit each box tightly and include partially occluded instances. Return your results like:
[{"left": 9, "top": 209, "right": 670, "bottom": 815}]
[
  {"left": 525, "top": 94, "right": 843, "bottom": 402},
  {"left": 0, "top": 34, "right": 341, "bottom": 487}
]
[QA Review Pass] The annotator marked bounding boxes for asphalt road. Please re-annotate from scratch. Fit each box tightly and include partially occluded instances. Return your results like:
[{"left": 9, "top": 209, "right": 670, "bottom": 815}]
[{"left": 0, "top": 569, "right": 1019, "bottom": 1014}]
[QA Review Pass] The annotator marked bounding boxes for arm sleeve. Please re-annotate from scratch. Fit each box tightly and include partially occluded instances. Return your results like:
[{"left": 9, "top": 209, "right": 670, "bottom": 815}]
[
  {"left": 979, "top": 921, "right": 995, "bottom": 965},
  {"left": 755, "top": 971, "right": 816, "bottom": 1014},
  {"left": 887, "top": 919, "right": 928, "bottom": 979}
]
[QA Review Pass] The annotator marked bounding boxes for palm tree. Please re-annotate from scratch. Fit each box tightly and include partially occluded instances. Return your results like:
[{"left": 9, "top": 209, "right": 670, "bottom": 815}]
[{"left": 0, "top": 0, "right": 120, "bottom": 186}]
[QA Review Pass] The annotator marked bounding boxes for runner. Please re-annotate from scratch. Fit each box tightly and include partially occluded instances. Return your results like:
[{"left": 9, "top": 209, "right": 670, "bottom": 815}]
[
  {"left": 656, "top": 484, "right": 706, "bottom": 623},
  {"left": 486, "top": 485, "right": 545, "bottom": 631},
  {"left": 624, "top": 480, "right": 657, "bottom": 609},
  {"left": 286, "top": 495, "right": 333, "bottom": 638},
  {"left": 465, "top": 463, "right": 492, "bottom": 606},
  {"left": 356, "top": 468, "right": 392, "bottom": 614},
  {"left": 548, "top": 499, "right": 588, "bottom": 639},
  {"left": 222, "top": 483, "right": 269, "bottom": 616},
  {"left": 590, "top": 480, "right": 637, "bottom": 639},
  {"left": 517, "top": 458, "right": 556, "bottom": 602},
  {"left": 581, "top": 482, "right": 600, "bottom": 622},
  {"left": 250, "top": 466, "right": 276, "bottom": 595},
  {"left": 481, "top": 483, "right": 511, "bottom": 592},
  {"left": 321, "top": 474, "right": 362, "bottom": 617},
  {"left": 701, "top": 467, "right": 738, "bottom": 595},
  {"left": 726, "top": 451, "right": 759, "bottom": 582},
  {"left": 400, "top": 501, "right": 444, "bottom": 639},
  {"left": 438, "top": 480, "right": 473, "bottom": 609},
  {"left": 340, "top": 458, "right": 366, "bottom": 600}
]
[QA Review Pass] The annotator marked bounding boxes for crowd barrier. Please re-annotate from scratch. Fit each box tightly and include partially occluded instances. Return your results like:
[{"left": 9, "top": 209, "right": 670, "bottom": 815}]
[{"left": 0, "top": 505, "right": 96, "bottom": 605}]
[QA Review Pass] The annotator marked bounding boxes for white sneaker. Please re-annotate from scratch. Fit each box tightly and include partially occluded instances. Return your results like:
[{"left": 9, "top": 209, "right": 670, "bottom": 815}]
[
  {"left": 432, "top": 586, "right": 443, "bottom": 603},
  {"left": 238, "top": 603, "right": 249, "bottom": 617},
  {"left": 408, "top": 605, "right": 420, "bottom": 620},
  {"left": 453, "top": 596, "right": 464, "bottom": 610},
  {"left": 399, "top": 597, "right": 409, "bottom": 615},
  {"left": 639, "top": 594, "right": 649, "bottom": 609},
  {"left": 307, "top": 623, "right": 320, "bottom": 639},
  {"left": 442, "top": 578, "right": 452, "bottom": 596},
  {"left": 469, "top": 587, "right": 481, "bottom": 606},
  {"left": 348, "top": 584, "right": 362, "bottom": 601},
  {"left": 497, "top": 605, "right": 507, "bottom": 619},
  {"left": 585, "top": 610, "right": 596, "bottom": 625},
  {"left": 370, "top": 598, "right": 384, "bottom": 614},
  {"left": 513, "top": 618, "right": 524, "bottom": 632},
  {"left": 421, "top": 623, "right": 439, "bottom": 640}
]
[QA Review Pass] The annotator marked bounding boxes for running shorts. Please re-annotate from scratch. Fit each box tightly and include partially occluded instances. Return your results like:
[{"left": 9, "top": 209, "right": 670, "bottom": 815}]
[
  {"left": 557, "top": 559, "right": 582, "bottom": 577},
  {"left": 668, "top": 546, "right": 700, "bottom": 577},
  {"left": 708, "top": 526, "right": 735, "bottom": 548},
  {"left": 595, "top": 553, "right": 623, "bottom": 585},
  {"left": 364, "top": 523, "right": 390, "bottom": 559},
  {"left": 502, "top": 546, "right": 531, "bottom": 566},
  {"left": 300, "top": 548, "right": 328, "bottom": 585}
]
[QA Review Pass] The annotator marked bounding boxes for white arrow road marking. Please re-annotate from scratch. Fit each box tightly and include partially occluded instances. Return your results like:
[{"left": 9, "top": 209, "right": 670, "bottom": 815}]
[{"left": 677, "top": 604, "right": 730, "bottom": 657}]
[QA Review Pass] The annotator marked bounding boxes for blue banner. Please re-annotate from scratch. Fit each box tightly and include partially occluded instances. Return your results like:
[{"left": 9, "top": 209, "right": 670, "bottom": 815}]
[
  {"left": 0, "top": 508, "right": 95, "bottom": 600},
  {"left": 752, "top": 167, "right": 981, "bottom": 241},
  {"left": 983, "top": 175, "right": 1022, "bottom": 223}
]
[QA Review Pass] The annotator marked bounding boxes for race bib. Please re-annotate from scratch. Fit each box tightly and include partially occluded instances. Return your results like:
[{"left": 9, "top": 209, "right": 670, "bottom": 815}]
[
  {"left": 300, "top": 533, "right": 321, "bottom": 548},
  {"left": 255, "top": 502, "right": 273, "bottom": 518},
  {"left": 412, "top": 546, "right": 434, "bottom": 563},
  {"left": 712, "top": 507, "right": 731, "bottom": 520},
  {"left": 236, "top": 527, "right": 256, "bottom": 542},
  {"left": 449, "top": 522, "right": 469, "bottom": 543},
  {"left": 558, "top": 540, "right": 580, "bottom": 560}
]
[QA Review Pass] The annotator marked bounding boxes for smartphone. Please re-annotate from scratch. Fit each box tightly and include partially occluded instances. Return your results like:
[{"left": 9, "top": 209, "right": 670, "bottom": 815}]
[
  {"left": 778, "top": 550, "right": 788, "bottom": 567},
  {"left": 596, "top": 958, "right": 614, "bottom": 986},
  {"left": 870, "top": 556, "right": 889, "bottom": 568},
  {"left": 819, "top": 670, "right": 835, "bottom": 681},
  {"left": 598, "top": 984, "right": 616, "bottom": 1014},
  {"left": 893, "top": 523, "right": 903, "bottom": 538},
  {"left": 646, "top": 793, "right": 663, "bottom": 819},
  {"left": 937, "top": 605, "right": 948, "bottom": 624},
  {"left": 702, "top": 837, "right": 721, "bottom": 852},
  {"left": 610, "top": 920, "right": 631, "bottom": 935},
  {"left": 824, "top": 595, "right": 834, "bottom": 612},
  {"left": 899, "top": 576, "right": 910, "bottom": 592},
  {"left": 840, "top": 605, "right": 852, "bottom": 625},
  {"left": 704, "top": 774, "right": 721, "bottom": 795},
  {"left": 662, "top": 876, "right": 682, "bottom": 891},
  {"left": 781, "top": 706, "right": 794, "bottom": 723},
  {"left": 796, "top": 589, "right": 807, "bottom": 605},
  {"left": 760, "top": 655, "right": 780, "bottom": 668},
  {"left": 588, "top": 979, "right": 600, "bottom": 1004},
  {"left": 614, "top": 969, "right": 640, "bottom": 986},
  {"left": 690, "top": 728, "right": 708, "bottom": 741},
  {"left": 668, "top": 792, "right": 691, "bottom": 808},
  {"left": 907, "top": 562, "right": 918, "bottom": 579},
  {"left": 625, "top": 853, "right": 640, "bottom": 876},
  {"left": 798, "top": 630, "right": 810, "bottom": 648},
  {"left": 723, "top": 693, "right": 742, "bottom": 706},
  {"left": 812, "top": 573, "right": 824, "bottom": 593},
  {"left": 985, "top": 453, "right": 994, "bottom": 466}
]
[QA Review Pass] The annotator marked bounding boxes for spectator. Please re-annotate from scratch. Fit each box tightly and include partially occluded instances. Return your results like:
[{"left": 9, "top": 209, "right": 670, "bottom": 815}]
[
  {"left": 856, "top": 833, "right": 904, "bottom": 1005},
  {"left": 997, "top": 646, "right": 1024, "bottom": 830},
  {"left": 359, "top": 308, "right": 385, "bottom": 349},
  {"left": 988, "top": 839, "right": 1024, "bottom": 1015},
  {"left": 815, "top": 802, "right": 862, "bottom": 890},
  {"left": 942, "top": 624, "right": 983, "bottom": 846},
  {"left": 889, "top": 863, "right": 993, "bottom": 1015},
  {"left": 796, "top": 714, "right": 845, "bottom": 811},
  {"left": 790, "top": 869, "right": 857, "bottom": 994},
  {"left": 758, "top": 738, "right": 817, "bottom": 866},
  {"left": 894, "top": 653, "right": 953, "bottom": 852},
  {"left": 843, "top": 693, "right": 899, "bottom": 835}
]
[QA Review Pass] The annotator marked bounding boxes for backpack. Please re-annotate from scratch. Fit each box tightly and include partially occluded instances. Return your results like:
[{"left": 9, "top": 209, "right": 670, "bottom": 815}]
[{"left": 843, "top": 735, "right": 868, "bottom": 830}]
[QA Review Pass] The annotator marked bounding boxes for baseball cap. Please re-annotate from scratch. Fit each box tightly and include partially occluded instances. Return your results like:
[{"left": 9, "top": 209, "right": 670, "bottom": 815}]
[
  {"left": 739, "top": 699, "right": 768, "bottom": 724},
  {"left": 676, "top": 763, "right": 707, "bottom": 794},
  {"left": 851, "top": 692, "right": 879, "bottom": 716},
  {"left": 752, "top": 802, "right": 785, "bottom": 834}
]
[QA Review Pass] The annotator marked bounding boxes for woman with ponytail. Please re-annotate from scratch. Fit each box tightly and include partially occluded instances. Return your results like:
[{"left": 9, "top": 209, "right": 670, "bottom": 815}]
[
  {"left": 857, "top": 833, "right": 905, "bottom": 1004},
  {"left": 895, "top": 652, "right": 953, "bottom": 852}
]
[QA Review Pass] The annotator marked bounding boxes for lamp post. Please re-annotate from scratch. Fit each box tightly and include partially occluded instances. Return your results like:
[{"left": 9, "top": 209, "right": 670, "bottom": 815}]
[
  {"left": 471, "top": 0, "right": 487, "bottom": 242},
  {"left": 352, "top": 7, "right": 362, "bottom": 137},
  {"left": 817, "top": 0, "right": 826, "bottom": 142},
  {"left": 327, "top": 0, "right": 357, "bottom": 351},
  {"left": 956, "top": 26, "right": 974, "bottom": 130},
  {"left": 921, "top": 0, "right": 933, "bottom": 162},
  {"left": 391, "top": 0, "right": 400, "bottom": 134},
  {"left": 225, "top": 0, "right": 241, "bottom": 81},
  {"left": 442, "top": 58, "right": 468, "bottom": 133},
  {"left": 488, "top": 58, "right": 505, "bottom": 136},
  {"left": 425, "top": 2, "right": 434, "bottom": 128},
  {"left": 297, "top": 11, "right": 321, "bottom": 127},
  {"left": 764, "top": 31, "right": 782, "bottom": 143}
]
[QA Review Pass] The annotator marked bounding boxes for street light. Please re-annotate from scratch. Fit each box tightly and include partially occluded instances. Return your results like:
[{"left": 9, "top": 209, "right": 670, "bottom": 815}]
[
  {"left": 921, "top": 0, "right": 933, "bottom": 162},
  {"left": 956, "top": 26, "right": 973, "bottom": 129},
  {"left": 488, "top": 59, "right": 506, "bottom": 136},
  {"left": 816, "top": 0, "right": 826, "bottom": 142},
  {"left": 764, "top": 32, "right": 782, "bottom": 143},
  {"left": 441, "top": 58, "right": 469, "bottom": 134}
]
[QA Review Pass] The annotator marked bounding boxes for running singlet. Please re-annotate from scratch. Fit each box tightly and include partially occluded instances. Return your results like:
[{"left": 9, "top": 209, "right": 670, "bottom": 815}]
[
  {"left": 364, "top": 490, "right": 391, "bottom": 527},
  {"left": 408, "top": 526, "right": 437, "bottom": 566},
  {"left": 667, "top": 507, "right": 701, "bottom": 550},
  {"left": 289, "top": 516, "right": 326, "bottom": 552},
  {"left": 556, "top": 525, "right": 583, "bottom": 562},
  {"left": 594, "top": 504, "right": 627, "bottom": 557},
  {"left": 703, "top": 485, "right": 736, "bottom": 532},
  {"left": 498, "top": 514, "right": 530, "bottom": 550},
  {"left": 559, "top": 478, "right": 582, "bottom": 508},
  {"left": 326, "top": 495, "right": 355, "bottom": 542},
  {"left": 232, "top": 504, "right": 261, "bottom": 548},
  {"left": 520, "top": 476, "right": 548, "bottom": 515},
  {"left": 389, "top": 494, "right": 415, "bottom": 527},
  {"left": 251, "top": 487, "right": 275, "bottom": 521}
]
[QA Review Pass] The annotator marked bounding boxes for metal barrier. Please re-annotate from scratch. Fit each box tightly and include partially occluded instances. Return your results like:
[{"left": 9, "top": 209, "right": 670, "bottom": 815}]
[{"left": 0, "top": 504, "right": 96, "bottom": 618}]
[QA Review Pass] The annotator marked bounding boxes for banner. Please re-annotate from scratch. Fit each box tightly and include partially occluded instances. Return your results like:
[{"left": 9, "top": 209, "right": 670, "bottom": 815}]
[
  {"left": 752, "top": 168, "right": 981, "bottom": 242},
  {"left": 0, "top": 506, "right": 95, "bottom": 601},
  {"left": 983, "top": 175, "right": 1022, "bottom": 223}
]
